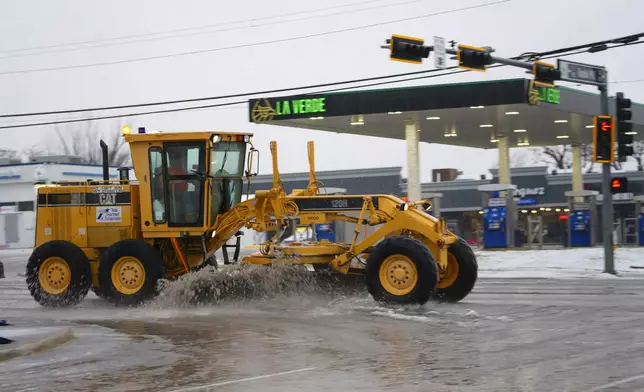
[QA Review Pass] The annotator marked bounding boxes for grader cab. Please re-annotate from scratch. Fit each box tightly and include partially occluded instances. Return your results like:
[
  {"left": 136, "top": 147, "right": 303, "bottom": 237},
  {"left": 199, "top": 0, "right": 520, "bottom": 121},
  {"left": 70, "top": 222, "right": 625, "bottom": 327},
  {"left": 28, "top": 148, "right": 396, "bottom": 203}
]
[{"left": 26, "top": 128, "right": 478, "bottom": 308}]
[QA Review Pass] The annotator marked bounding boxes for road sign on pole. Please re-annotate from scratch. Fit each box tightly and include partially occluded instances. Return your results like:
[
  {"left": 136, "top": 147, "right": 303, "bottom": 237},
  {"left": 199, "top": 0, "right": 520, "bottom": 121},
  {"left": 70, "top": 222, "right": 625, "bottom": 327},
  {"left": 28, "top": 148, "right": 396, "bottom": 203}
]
[
  {"left": 557, "top": 59, "right": 607, "bottom": 86},
  {"left": 433, "top": 36, "right": 446, "bottom": 69}
]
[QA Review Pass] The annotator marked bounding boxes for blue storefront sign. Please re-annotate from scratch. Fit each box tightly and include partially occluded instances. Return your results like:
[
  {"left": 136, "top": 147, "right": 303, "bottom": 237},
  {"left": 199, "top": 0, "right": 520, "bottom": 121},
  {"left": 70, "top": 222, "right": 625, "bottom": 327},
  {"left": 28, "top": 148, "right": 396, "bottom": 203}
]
[{"left": 516, "top": 197, "right": 537, "bottom": 205}]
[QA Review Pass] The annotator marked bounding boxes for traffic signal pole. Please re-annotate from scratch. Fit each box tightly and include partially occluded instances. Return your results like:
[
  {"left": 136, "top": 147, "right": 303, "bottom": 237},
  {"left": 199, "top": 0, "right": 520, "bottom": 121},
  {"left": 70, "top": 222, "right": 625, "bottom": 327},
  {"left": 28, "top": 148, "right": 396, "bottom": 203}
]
[
  {"left": 599, "top": 85, "right": 616, "bottom": 274},
  {"left": 383, "top": 34, "right": 618, "bottom": 275}
]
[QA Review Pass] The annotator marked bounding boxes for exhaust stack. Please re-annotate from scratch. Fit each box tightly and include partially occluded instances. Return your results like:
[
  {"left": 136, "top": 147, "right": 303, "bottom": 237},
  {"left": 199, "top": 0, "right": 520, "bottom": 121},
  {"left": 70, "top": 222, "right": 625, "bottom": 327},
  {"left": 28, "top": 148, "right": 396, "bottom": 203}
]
[{"left": 99, "top": 140, "right": 109, "bottom": 183}]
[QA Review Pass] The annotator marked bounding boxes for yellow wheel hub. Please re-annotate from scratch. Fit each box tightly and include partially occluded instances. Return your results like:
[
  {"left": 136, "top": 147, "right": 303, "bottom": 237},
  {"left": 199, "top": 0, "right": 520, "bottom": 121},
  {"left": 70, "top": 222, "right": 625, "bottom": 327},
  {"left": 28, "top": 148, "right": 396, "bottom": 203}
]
[
  {"left": 111, "top": 256, "right": 146, "bottom": 295},
  {"left": 39, "top": 257, "right": 71, "bottom": 295},
  {"left": 379, "top": 255, "right": 418, "bottom": 296},
  {"left": 437, "top": 252, "right": 460, "bottom": 289}
]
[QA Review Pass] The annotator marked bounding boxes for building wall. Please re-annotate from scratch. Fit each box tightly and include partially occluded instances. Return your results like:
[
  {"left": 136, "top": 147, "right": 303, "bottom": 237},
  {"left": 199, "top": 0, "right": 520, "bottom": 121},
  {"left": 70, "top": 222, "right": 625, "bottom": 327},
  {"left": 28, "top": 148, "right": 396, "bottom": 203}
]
[
  {"left": 0, "top": 162, "right": 119, "bottom": 249},
  {"left": 409, "top": 166, "right": 644, "bottom": 245}
]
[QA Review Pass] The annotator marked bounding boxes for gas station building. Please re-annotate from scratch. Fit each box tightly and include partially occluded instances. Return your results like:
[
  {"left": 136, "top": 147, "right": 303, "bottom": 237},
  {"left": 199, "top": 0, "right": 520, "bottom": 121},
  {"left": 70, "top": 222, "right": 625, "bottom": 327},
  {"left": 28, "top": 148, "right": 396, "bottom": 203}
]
[{"left": 248, "top": 78, "right": 644, "bottom": 248}]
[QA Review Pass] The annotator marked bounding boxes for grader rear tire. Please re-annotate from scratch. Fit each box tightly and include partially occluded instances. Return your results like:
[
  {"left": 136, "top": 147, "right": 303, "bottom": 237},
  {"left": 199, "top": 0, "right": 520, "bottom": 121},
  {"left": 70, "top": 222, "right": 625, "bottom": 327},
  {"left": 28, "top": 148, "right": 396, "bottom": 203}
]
[
  {"left": 365, "top": 236, "right": 438, "bottom": 305},
  {"left": 26, "top": 240, "right": 91, "bottom": 308},
  {"left": 433, "top": 237, "right": 478, "bottom": 303},
  {"left": 98, "top": 240, "right": 165, "bottom": 307}
]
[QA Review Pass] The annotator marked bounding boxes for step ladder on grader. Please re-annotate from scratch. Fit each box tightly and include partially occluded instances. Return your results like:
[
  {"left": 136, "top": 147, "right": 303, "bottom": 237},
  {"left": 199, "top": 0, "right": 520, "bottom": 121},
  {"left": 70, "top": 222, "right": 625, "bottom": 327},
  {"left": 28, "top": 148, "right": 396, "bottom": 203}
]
[{"left": 26, "top": 128, "right": 478, "bottom": 307}]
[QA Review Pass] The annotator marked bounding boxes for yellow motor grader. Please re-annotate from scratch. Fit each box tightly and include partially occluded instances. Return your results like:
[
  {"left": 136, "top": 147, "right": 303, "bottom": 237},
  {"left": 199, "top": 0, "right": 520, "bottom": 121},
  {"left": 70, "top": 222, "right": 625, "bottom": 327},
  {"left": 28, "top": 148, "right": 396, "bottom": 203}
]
[{"left": 26, "top": 128, "right": 477, "bottom": 307}]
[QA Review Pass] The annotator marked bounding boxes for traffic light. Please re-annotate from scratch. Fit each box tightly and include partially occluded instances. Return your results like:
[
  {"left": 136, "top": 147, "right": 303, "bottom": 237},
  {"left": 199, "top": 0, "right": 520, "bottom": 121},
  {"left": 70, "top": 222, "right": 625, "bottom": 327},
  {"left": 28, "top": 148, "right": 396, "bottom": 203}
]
[
  {"left": 532, "top": 60, "right": 560, "bottom": 87},
  {"left": 388, "top": 34, "right": 431, "bottom": 64},
  {"left": 593, "top": 115, "right": 614, "bottom": 163},
  {"left": 615, "top": 92, "right": 634, "bottom": 161},
  {"left": 610, "top": 177, "right": 628, "bottom": 194},
  {"left": 456, "top": 44, "right": 491, "bottom": 71}
]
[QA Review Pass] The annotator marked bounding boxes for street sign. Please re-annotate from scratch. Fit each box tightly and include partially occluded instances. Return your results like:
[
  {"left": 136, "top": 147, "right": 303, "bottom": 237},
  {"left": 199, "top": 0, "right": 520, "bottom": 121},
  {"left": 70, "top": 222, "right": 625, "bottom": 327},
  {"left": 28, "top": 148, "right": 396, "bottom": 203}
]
[
  {"left": 433, "top": 36, "right": 446, "bottom": 69},
  {"left": 557, "top": 59, "right": 607, "bottom": 86}
]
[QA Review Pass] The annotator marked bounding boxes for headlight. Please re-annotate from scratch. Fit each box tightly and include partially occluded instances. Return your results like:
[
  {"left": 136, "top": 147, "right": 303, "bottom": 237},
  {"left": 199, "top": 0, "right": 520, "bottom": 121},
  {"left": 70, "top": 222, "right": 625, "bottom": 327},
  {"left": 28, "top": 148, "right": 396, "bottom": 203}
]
[{"left": 212, "top": 135, "right": 221, "bottom": 143}]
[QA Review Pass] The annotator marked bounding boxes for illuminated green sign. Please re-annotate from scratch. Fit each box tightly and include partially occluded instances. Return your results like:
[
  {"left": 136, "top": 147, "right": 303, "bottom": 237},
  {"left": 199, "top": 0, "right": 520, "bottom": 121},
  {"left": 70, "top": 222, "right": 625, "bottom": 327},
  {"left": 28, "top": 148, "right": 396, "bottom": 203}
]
[
  {"left": 276, "top": 97, "right": 326, "bottom": 116},
  {"left": 539, "top": 87, "right": 560, "bottom": 104}
]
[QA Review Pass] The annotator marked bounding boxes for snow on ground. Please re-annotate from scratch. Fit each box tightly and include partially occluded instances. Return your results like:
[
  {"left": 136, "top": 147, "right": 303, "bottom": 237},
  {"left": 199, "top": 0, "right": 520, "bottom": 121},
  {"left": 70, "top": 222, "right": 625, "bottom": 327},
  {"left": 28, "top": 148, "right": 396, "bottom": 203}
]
[
  {"left": 475, "top": 246, "right": 644, "bottom": 279},
  {"left": 2, "top": 246, "right": 644, "bottom": 280}
]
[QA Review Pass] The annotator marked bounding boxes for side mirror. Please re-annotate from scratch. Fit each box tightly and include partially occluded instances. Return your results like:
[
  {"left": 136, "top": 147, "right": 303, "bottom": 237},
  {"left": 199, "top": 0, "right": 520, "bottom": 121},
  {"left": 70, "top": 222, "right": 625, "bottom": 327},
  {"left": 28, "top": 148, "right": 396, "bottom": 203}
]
[{"left": 245, "top": 148, "right": 260, "bottom": 177}]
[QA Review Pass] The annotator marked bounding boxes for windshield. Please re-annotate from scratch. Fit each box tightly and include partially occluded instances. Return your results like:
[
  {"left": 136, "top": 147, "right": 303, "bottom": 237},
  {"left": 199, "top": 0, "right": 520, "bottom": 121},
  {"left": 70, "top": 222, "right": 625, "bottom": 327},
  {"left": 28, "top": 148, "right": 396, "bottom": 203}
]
[
  {"left": 210, "top": 141, "right": 247, "bottom": 223},
  {"left": 211, "top": 141, "right": 246, "bottom": 177}
]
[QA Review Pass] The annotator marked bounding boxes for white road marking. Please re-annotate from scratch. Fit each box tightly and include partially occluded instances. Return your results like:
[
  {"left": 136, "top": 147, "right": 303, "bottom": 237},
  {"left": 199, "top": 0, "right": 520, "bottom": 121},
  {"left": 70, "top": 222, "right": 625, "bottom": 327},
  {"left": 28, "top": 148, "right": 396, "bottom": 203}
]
[
  {"left": 589, "top": 374, "right": 644, "bottom": 391},
  {"left": 167, "top": 367, "right": 317, "bottom": 392}
]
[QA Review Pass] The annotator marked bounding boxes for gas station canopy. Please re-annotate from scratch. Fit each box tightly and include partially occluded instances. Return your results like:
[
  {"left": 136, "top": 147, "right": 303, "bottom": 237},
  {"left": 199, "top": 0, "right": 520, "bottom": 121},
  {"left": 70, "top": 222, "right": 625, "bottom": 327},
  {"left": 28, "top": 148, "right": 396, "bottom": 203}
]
[{"left": 248, "top": 78, "right": 644, "bottom": 148}]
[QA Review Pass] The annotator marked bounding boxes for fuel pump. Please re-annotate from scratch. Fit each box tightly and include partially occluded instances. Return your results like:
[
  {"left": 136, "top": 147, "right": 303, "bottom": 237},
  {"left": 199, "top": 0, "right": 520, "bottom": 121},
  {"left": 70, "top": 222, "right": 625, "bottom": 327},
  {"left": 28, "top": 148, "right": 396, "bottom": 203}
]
[
  {"left": 478, "top": 184, "right": 517, "bottom": 248},
  {"left": 564, "top": 190, "right": 599, "bottom": 247}
]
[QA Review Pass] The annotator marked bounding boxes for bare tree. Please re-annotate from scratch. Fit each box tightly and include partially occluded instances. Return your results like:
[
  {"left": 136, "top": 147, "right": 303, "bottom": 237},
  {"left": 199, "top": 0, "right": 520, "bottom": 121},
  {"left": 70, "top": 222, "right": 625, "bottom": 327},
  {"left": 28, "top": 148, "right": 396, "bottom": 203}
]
[
  {"left": 0, "top": 149, "right": 18, "bottom": 160},
  {"left": 490, "top": 149, "right": 531, "bottom": 169},
  {"left": 22, "top": 118, "right": 131, "bottom": 166},
  {"left": 536, "top": 145, "right": 571, "bottom": 170},
  {"left": 534, "top": 143, "right": 629, "bottom": 173}
]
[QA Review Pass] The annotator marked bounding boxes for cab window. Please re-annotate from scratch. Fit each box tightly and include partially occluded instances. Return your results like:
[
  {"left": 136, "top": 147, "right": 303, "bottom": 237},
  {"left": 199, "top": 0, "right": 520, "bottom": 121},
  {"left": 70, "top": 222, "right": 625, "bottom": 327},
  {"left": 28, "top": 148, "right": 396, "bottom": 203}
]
[
  {"left": 210, "top": 141, "right": 246, "bottom": 224},
  {"left": 149, "top": 148, "right": 166, "bottom": 223},
  {"left": 164, "top": 143, "right": 206, "bottom": 227}
]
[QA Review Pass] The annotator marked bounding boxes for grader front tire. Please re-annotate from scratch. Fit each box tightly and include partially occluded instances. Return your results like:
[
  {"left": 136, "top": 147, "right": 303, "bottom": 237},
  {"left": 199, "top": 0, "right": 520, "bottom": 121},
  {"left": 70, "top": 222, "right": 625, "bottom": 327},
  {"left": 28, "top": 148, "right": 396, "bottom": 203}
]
[
  {"left": 98, "top": 240, "right": 165, "bottom": 307},
  {"left": 26, "top": 240, "right": 91, "bottom": 308},
  {"left": 433, "top": 237, "right": 478, "bottom": 303},
  {"left": 365, "top": 236, "right": 438, "bottom": 305}
]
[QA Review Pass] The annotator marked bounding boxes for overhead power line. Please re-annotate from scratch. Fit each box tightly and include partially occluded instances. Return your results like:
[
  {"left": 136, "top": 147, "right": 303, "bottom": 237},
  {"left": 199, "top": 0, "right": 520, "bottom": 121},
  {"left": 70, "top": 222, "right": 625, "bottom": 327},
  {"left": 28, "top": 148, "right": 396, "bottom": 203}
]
[
  {"left": 2, "top": 38, "right": 643, "bottom": 131},
  {"left": 2, "top": 30, "right": 642, "bottom": 120},
  {"left": 0, "top": 0, "right": 432, "bottom": 60},
  {"left": 0, "top": 0, "right": 512, "bottom": 76},
  {"left": 0, "top": 0, "right": 389, "bottom": 55}
]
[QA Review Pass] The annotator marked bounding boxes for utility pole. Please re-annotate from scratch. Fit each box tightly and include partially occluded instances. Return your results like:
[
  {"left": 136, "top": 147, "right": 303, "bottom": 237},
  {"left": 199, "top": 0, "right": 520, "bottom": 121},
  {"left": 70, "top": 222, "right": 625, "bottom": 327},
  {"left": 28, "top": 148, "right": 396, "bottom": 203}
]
[{"left": 599, "top": 85, "right": 615, "bottom": 274}]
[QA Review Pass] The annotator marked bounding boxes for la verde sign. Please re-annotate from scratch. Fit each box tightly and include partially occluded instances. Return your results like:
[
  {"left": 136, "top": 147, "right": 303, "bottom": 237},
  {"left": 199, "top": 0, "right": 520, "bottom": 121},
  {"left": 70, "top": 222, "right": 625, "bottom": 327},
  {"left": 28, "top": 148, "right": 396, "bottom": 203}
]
[
  {"left": 250, "top": 96, "right": 327, "bottom": 122},
  {"left": 276, "top": 97, "right": 326, "bottom": 116}
]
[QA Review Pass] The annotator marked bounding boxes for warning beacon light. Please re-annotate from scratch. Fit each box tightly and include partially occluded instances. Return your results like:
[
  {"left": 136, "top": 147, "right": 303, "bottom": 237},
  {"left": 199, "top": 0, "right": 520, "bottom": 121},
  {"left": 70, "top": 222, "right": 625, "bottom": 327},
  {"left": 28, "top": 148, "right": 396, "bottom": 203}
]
[{"left": 121, "top": 125, "right": 131, "bottom": 135}]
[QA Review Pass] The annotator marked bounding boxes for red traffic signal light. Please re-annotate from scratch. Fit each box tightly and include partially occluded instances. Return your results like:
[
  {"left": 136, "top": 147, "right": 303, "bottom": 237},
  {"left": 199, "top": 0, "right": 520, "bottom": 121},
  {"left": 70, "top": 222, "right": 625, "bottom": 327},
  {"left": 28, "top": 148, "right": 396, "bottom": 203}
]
[
  {"left": 593, "top": 115, "right": 614, "bottom": 163},
  {"left": 610, "top": 177, "right": 628, "bottom": 194}
]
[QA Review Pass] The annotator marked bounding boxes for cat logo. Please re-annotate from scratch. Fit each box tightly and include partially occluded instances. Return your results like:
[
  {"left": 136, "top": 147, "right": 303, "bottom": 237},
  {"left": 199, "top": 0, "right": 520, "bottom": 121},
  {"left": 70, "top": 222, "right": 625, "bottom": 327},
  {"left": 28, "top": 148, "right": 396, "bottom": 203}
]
[
  {"left": 99, "top": 193, "right": 116, "bottom": 205},
  {"left": 251, "top": 99, "right": 277, "bottom": 123},
  {"left": 527, "top": 80, "right": 541, "bottom": 106}
]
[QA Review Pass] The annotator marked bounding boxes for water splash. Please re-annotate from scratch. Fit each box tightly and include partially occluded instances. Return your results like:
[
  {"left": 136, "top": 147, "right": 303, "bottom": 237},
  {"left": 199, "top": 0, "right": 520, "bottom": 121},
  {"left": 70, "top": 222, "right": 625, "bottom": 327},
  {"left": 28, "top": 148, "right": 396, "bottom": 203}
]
[{"left": 152, "top": 261, "right": 366, "bottom": 308}]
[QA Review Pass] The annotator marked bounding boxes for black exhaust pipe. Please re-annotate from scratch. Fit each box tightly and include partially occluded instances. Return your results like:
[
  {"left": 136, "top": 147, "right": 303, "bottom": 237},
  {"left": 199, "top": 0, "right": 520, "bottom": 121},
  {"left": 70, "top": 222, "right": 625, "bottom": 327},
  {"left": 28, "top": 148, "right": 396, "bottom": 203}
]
[{"left": 99, "top": 140, "right": 109, "bottom": 183}]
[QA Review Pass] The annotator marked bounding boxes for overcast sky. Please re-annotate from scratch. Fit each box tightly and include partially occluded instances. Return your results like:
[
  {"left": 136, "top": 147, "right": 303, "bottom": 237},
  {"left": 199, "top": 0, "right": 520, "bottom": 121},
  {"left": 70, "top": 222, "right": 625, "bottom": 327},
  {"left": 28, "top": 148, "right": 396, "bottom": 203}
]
[{"left": 1, "top": 0, "right": 643, "bottom": 182}]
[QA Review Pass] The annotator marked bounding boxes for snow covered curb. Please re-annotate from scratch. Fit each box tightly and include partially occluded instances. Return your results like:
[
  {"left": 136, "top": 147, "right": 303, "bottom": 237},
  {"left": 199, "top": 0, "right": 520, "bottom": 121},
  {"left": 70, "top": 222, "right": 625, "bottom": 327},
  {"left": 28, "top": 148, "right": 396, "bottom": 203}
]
[
  {"left": 0, "top": 327, "right": 75, "bottom": 362},
  {"left": 475, "top": 247, "right": 644, "bottom": 279}
]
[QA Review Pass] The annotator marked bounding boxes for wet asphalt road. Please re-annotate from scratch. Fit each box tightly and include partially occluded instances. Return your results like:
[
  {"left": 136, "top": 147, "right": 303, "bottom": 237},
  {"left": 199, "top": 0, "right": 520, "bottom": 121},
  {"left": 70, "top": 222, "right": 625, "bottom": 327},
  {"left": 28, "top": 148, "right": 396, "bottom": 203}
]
[{"left": 3, "top": 255, "right": 644, "bottom": 391}]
